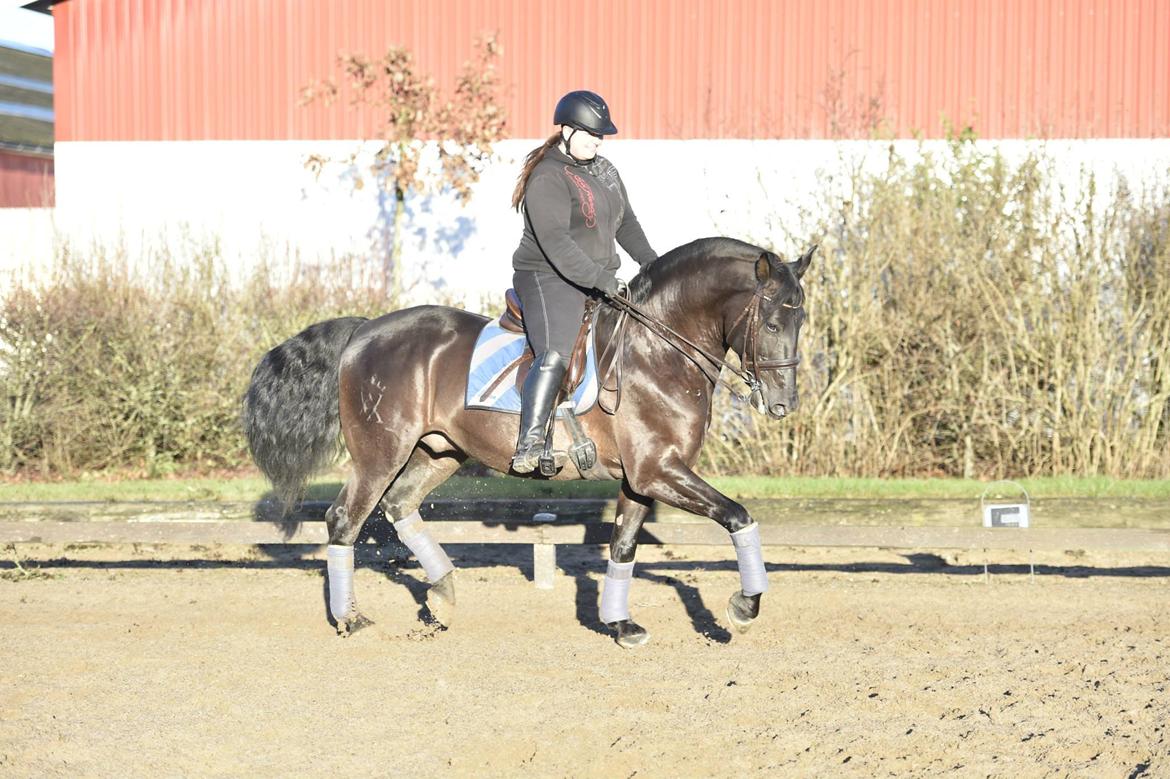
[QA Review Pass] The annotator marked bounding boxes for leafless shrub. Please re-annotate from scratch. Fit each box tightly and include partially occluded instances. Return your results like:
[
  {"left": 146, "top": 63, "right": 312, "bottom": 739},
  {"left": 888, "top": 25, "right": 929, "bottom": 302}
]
[
  {"left": 703, "top": 138, "right": 1170, "bottom": 479},
  {"left": 6, "top": 139, "right": 1167, "bottom": 480},
  {"left": 0, "top": 245, "right": 393, "bottom": 477}
]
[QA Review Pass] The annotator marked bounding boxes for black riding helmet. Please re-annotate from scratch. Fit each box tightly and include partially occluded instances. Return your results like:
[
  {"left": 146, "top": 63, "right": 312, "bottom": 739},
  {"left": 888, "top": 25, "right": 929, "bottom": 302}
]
[{"left": 553, "top": 90, "right": 618, "bottom": 136}]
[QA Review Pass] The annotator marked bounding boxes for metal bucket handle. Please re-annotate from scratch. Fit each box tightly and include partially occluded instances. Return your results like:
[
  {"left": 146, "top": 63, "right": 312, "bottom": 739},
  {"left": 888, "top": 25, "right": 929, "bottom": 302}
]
[{"left": 980, "top": 479, "right": 1030, "bottom": 510}]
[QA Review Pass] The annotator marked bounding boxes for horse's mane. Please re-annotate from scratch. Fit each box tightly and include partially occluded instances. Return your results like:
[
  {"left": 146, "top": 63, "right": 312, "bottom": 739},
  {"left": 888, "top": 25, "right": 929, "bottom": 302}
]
[{"left": 628, "top": 237, "right": 765, "bottom": 303}]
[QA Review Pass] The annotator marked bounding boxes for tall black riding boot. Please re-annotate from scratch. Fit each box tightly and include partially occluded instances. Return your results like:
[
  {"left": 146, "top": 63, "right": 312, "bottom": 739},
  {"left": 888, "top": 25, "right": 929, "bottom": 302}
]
[{"left": 512, "top": 350, "right": 568, "bottom": 474}]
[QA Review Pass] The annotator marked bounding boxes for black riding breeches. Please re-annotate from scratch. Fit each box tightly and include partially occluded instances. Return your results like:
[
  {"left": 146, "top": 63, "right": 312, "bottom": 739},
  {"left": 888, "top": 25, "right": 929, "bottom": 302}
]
[{"left": 512, "top": 270, "right": 588, "bottom": 357}]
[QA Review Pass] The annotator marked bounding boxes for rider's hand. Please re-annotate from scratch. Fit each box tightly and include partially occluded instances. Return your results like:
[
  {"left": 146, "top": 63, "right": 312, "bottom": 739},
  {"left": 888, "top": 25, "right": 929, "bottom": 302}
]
[{"left": 601, "top": 276, "right": 628, "bottom": 299}]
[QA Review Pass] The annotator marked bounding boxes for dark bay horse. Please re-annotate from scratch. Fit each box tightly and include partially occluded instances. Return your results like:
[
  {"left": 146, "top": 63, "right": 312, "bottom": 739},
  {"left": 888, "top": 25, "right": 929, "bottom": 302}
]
[{"left": 243, "top": 237, "right": 814, "bottom": 647}]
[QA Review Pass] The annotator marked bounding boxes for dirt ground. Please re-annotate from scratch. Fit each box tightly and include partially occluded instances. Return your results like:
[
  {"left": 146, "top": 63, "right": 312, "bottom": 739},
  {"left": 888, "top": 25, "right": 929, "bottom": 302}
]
[{"left": 1, "top": 542, "right": 1168, "bottom": 778}]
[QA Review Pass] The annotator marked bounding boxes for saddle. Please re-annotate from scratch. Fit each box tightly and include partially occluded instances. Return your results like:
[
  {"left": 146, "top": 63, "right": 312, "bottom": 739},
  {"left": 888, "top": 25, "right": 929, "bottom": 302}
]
[
  {"left": 498, "top": 288, "right": 595, "bottom": 395},
  {"left": 496, "top": 288, "right": 610, "bottom": 479}
]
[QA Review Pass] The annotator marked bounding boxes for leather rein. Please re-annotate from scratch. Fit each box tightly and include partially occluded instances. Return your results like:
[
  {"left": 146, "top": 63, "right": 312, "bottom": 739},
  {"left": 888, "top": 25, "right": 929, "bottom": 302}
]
[{"left": 597, "top": 282, "right": 802, "bottom": 408}]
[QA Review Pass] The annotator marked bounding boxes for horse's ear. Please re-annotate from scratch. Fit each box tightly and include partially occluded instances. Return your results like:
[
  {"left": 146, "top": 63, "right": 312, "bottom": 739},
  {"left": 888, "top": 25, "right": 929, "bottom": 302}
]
[
  {"left": 790, "top": 243, "right": 817, "bottom": 279},
  {"left": 755, "top": 253, "right": 772, "bottom": 283}
]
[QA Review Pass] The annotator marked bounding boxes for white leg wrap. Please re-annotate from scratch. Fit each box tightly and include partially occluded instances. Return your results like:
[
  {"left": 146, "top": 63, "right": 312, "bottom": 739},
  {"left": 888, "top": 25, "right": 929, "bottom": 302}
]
[
  {"left": 393, "top": 512, "right": 454, "bottom": 583},
  {"left": 599, "top": 560, "right": 635, "bottom": 624},
  {"left": 326, "top": 544, "right": 355, "bottom": 621},
  {"left": 730, "top": 522, "right": 769, "bottom": 595}
]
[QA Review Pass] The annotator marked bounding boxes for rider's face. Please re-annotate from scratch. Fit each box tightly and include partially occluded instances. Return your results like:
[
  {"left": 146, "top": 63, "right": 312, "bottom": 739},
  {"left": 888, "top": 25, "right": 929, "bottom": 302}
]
[{"left": 563, "top": 126, "right": 602, "bottom": 160}]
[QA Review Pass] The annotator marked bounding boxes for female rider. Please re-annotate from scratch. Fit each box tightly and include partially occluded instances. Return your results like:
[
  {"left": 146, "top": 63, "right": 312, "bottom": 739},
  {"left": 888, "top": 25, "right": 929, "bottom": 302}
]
[{"left": 509, "top": 90, "right": 659, "bottom": 474}]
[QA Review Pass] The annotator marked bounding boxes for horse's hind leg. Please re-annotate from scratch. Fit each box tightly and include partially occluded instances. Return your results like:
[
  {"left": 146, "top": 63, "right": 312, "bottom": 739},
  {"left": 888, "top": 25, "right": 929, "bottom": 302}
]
[
  {"left": 602, "top": 480, "right": 654, "bottom": 649},
  {"left": 325, "top": 471, "right": 395, "bottom": 636},
  {"left": 379, "top": 442, "right": 464, "bottom": 627}
]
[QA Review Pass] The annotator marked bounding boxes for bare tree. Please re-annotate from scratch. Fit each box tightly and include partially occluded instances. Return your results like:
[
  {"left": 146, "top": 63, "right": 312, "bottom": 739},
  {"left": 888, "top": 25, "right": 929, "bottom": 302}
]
[{"left": 301, "top": 34, "right": 507, "bottom": 298}]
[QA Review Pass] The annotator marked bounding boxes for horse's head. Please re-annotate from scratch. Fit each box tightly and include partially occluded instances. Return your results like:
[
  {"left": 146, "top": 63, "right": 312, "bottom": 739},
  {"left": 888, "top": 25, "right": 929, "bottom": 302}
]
[{"left": 732, "top": 244, "right": 815, "bottom": 419}]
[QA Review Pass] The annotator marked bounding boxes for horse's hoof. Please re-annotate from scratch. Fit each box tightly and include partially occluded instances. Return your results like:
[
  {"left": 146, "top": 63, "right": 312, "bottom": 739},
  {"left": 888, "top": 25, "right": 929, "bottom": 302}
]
[
  {"left": 335, "top": 610, "right": 374, "bottom": 637},
  {"left": 726, "top": 590, "right": 761, "bottom": 634},
  {"left": 426, "top": 571, "right": 456, "bottom": 627},
  {"left": 610, "top": 619, "right": 650, "bottom": 649}
]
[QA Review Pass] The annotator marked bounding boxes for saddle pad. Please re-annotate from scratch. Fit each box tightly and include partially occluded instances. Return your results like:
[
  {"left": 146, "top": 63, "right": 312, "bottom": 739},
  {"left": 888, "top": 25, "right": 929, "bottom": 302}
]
[{"left": 464, "top": 321, "right": 598, "bottom": 415}]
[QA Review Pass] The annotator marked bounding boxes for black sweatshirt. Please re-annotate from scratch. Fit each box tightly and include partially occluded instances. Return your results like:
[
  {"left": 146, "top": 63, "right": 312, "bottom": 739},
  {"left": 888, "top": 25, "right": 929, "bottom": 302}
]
[{"left": 512, "top": 146, "right": 658, "bottom": 290}]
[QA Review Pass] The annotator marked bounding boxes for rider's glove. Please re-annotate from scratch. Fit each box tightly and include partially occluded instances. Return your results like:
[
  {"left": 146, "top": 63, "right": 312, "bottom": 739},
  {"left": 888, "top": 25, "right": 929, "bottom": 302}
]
[{"left": 600, "top": 276, "right": 628, "bottom": 298}]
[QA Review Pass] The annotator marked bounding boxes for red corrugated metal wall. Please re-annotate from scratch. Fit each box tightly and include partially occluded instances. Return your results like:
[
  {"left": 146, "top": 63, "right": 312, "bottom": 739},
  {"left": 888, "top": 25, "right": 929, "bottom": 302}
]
[
  {"left": 52, "top": 0, "right": 1170, "bottom": 141},
  {"left": 0, "top": 150, "right": 55, "bottom": 207}
]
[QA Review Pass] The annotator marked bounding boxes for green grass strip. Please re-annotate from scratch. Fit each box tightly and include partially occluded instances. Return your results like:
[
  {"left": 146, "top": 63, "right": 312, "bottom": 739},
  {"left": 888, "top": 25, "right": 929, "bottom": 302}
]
[{"left": 2, "top": 474, "right": 1170, "bottom": 503}]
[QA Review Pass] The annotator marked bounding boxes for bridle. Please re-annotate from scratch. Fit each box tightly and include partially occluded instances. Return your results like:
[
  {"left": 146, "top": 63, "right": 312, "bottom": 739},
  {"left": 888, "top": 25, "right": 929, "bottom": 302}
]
[
  {"left": 728, "top": 285, "right": 802, "bottom": 368},
  {"left": 599, "top": 279, "right": 802, "bottom": 407}
]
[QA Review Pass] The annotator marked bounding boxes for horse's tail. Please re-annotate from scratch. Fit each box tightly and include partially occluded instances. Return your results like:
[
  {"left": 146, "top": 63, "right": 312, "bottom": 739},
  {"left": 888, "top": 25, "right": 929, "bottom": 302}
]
[{"left": 242, "top": 316, "right": 368, "bottom": 508}]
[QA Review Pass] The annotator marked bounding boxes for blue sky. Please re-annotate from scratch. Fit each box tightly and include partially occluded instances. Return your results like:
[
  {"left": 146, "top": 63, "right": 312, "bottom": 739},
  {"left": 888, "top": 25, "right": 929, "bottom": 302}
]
[{"left": 0, "top": 2, "right": 54, "bottom": 54}]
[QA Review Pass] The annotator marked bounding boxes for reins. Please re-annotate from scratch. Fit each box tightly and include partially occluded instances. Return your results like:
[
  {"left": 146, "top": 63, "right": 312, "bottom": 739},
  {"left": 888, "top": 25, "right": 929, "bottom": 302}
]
[{"left": 598, "top": 283, "right": 801, "bottom": 405}]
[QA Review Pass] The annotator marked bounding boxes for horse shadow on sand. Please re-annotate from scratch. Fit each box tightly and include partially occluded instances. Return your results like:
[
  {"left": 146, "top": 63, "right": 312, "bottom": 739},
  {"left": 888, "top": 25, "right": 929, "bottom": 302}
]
[
  {"left": 11, "top": 492, "right": 1169, "bottom": 643},
  {"left": 249, "top": 492, "right": 739, "bottom": 640},
  {"left": 235, "top": 492, "right": 1170, "bottom": 643}
]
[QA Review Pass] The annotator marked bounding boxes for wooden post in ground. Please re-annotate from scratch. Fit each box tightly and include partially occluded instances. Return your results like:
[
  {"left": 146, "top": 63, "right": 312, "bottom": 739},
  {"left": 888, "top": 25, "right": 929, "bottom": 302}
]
[
  {"left": 533, "top": 544, "right": 556, "bottom": 589},
  {"left": 532, "top": 512, "right": 557, "bottom": 589}
]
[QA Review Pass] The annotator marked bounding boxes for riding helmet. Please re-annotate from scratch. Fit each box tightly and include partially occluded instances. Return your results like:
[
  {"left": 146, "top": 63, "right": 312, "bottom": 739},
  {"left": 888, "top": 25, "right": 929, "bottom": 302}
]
[{"left": 553, "top": 90, "right": 619, "bottom": 135}]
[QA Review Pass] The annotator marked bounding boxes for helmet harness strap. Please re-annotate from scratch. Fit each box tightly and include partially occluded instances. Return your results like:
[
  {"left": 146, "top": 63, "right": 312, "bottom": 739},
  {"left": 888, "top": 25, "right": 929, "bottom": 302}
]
[{"left": 561, "top": 126, "right": 591, "bottom": 164}]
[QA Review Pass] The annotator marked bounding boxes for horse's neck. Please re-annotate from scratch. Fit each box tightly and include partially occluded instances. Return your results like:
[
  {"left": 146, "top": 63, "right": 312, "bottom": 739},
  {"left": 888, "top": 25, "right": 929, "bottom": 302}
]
[
  {"left": 594, "top": 262, "right": 746, "bottom": 369},
  {"left": 634, "top": 261, "right": 749, "bottom": 351}
]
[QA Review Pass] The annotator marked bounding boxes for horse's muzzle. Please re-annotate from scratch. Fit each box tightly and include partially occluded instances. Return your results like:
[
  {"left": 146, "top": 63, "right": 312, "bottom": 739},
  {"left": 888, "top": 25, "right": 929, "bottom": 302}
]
[{"left": 752, "top": 384, "right": 797, "bottom": 419}]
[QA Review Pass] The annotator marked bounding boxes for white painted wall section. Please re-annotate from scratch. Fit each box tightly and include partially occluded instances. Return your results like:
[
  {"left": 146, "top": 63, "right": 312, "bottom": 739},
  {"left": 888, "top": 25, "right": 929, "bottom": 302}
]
[{"left": 27, "top": 139, "right": 1170, "bottom": 303}]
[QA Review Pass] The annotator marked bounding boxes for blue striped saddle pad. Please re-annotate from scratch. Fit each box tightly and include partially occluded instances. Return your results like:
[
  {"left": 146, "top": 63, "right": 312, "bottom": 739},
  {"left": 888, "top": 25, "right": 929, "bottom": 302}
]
[{"left": 464, "top": 321, "right": 598, "bottom": 415}]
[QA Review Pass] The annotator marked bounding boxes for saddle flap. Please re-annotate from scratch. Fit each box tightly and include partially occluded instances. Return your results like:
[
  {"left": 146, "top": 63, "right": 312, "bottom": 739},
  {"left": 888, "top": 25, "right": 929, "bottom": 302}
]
[
  {"left": 499, "top": 288, "right": 524, "bottom": 333},
  {"left": 512, "top": 345, "right": 589, "bottom": 401},
  {"left": 465, "top": 310, "right": 605, "bottom": 417},
  {"left": 504, "top": 295, "right": 597, "bottom": 397}
]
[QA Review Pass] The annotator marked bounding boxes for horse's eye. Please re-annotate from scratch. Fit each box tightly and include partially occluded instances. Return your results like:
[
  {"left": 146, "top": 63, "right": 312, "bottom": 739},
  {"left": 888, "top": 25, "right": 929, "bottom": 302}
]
[{"left": 766, "top": 322, "right": 779, "bottom": 333}]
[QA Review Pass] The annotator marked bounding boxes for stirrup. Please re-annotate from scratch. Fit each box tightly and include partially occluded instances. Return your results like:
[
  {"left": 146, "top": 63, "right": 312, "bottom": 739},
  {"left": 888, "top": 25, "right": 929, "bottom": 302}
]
[
  {"left": 512, "top": 446, "right": 565, "bottom": 476},
  {"left": 538, "top": 449, "right": 568, "bottom": 477}
]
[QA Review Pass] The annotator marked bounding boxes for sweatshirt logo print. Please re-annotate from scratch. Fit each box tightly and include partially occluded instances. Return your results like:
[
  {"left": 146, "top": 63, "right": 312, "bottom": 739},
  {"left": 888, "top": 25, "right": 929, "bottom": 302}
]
[{"left": 563, "top": 166, "right": 597, "bottom": 228}]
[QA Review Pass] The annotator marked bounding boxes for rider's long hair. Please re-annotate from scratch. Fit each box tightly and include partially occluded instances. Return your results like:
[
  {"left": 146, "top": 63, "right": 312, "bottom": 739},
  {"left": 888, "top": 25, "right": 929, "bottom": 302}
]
[{"left": 511, "top": 132, "right": 562, "bottom": 211}]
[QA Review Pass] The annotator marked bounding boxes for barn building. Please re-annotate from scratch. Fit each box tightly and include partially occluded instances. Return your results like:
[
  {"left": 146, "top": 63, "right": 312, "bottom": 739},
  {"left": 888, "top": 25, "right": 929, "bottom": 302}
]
[
  {"left": 18, "top": 0, "right": 1170, "bottom": 298},
  {"left": 0, "top": 38, "right": 53, "bottom": 208}
]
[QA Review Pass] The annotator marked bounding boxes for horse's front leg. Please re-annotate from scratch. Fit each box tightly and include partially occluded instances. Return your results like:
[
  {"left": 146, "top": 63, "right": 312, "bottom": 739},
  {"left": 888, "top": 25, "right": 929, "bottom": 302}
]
[
  {"left": 602, "top": 480, "right": 654, "bottom": 648},
  {"left": 628, "top": 461, "right": 768, "bottom": 634}
]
